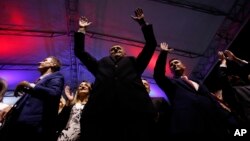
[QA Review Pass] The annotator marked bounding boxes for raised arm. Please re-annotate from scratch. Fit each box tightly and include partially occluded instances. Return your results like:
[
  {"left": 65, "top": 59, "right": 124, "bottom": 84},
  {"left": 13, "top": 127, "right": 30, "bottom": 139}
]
[
  {"left": 154, "top": 43, "right": 173, "bottom": 79},
  {"left": 74, "top": 17, "right": 98, "bottom": 75},
  {"left": 223, "top": 50, "right": 249, "bottom": 83},
  {"left": 154, "top": 42, "right": 174, "bottom": 98},
  {"left": 216, "top": 51, "right": 230, "bottom": 88},
  {"left": 74, "top": 16, "right": 92, "bottom": 57},
  {"left": 224, "top": 50, "right": 248, "bottom": 66},
  {"left": 132, "top": 8, "right": 157, "bottom": 74}
]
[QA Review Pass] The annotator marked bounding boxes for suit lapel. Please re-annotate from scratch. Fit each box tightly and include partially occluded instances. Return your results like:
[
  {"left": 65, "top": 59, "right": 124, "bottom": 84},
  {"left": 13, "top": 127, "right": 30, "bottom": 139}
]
[{"left": 36, "top": 72, "right": 56, "bottom": 85}]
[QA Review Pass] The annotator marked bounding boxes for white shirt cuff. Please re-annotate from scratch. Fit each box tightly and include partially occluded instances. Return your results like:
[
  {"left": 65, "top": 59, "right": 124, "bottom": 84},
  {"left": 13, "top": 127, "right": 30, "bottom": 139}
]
[
  {"left": 220, "top": 63, "right": 227, "bottom": 68},
  {"left": 30, "top": 83, "right": 36, "bottom": 88}
]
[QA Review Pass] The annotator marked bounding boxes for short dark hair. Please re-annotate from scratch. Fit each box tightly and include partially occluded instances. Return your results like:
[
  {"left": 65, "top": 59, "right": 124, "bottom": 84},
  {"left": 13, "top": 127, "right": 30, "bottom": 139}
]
[
  {"left": 49, "top": 56, "right": 61, "bottom": 72},
  {"left": 168, "top": 58, "right": 180, "bottom": 65}
]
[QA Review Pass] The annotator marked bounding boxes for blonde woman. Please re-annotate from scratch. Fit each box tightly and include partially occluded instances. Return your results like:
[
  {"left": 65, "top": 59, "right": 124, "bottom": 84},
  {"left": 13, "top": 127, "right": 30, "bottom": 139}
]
[{"left": 57, "top": 81, "right": 91, "bottom": 141}]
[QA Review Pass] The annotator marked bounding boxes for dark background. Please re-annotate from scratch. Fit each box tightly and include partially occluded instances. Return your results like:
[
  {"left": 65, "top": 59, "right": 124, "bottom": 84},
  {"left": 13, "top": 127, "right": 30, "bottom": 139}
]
[{"left": 205, "top": 19, "right": 250, "bottom": 92}]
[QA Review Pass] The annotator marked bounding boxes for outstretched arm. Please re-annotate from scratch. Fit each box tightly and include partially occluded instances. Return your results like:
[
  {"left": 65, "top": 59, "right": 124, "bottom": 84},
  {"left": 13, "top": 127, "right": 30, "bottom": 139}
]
[
  {"left": 133, "top": 8, "right": 157, "bottom": 74},
  {"left": 224, "top": 50, "right": 248, "bottom": 66},
  {"left": 154, "top": 42, "right": 175, "bottom": 100},
  {"left": 74, "top": 17, "right": 98, "bottom": 75},
  {"left": 75, "top": 16, "right": 92, "bottom": 56}
]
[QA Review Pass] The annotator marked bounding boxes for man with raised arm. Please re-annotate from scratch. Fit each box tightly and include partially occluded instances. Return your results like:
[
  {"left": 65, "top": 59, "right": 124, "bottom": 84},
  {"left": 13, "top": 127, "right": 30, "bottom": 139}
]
[{"left": 74, "top": 8, "right": 157, "bottom": 141}]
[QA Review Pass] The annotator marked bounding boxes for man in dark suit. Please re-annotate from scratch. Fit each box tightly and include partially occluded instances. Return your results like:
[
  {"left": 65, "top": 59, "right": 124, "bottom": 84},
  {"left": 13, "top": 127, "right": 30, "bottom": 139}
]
[
  {"left": 0, "top": 56, "right": 64, "bottom": 141},
  {"left": 74, "top": 8, "right": 157, "bottom": 141},
  {"left": 153, "top": 42, "right": 232, "bottom": 139}
]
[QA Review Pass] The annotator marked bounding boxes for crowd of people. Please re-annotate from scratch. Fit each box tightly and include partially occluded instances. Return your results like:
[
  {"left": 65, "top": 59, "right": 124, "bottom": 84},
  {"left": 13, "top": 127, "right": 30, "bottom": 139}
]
[{"left": 0, "top": 8, "right": 249, "bottom": 141}]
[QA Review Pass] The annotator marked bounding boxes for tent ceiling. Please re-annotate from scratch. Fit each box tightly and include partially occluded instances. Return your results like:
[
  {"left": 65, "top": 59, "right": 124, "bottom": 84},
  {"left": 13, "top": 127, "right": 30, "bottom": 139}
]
[{"left": 0, "top": 0, "right": 249, "bottom": 98}]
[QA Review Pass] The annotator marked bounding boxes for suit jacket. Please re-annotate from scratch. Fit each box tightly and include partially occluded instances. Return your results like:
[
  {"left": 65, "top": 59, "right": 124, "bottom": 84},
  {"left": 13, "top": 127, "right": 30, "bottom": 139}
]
[
  {"left": 154, "top": 51, "right": 231, "bottom": 139},
  {"left": 74, "top": 24, "right": 157, "bottom": 141},
  {"left": 0, "top": 71, "right": 64, "bottom": 141},
  {"left": 55, "top": 105, "right": 73, "bottom": 137}
]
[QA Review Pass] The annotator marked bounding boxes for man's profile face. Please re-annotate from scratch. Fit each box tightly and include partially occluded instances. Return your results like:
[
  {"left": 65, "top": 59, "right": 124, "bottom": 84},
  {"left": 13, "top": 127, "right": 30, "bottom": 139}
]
[
  {"left": 109, "top": 45, "right": 126, "bottom": 59},
  {"left": 38, "top": 57, "right": 55, "bottom": 70}
]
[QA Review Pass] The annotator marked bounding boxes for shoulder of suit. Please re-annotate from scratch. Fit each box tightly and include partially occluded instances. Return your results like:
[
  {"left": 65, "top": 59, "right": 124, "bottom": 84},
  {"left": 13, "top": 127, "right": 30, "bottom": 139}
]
[{"left": 48, "top": 72, "right": 64, "bottom": 79}]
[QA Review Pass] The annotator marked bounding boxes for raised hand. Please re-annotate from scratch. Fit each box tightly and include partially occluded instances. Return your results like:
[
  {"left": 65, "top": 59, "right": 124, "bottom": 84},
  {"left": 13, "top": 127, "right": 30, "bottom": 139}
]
[
  {"left": 224, "top": 50, "right": 235, "bottom": 61},
  {"left": 131, "top": 8, "right": 144, "bottom": 21},
  {"left": 131, "top": 8, "right": 146, "bottom": 26},
  {"left": 218, "top": 51, "right": 226, "bottom": 61},
  {"left": 64, "top": 85, "right": 74, "bottom": 101},
  {"left": 79, "top": 16, "right": 92, "bottom": 28},
  {"left": 224, "top": 49, "right": 248, "bottom": 65},
  {"left": 160, "top": 42, "right": 174, "bottom": 52}
]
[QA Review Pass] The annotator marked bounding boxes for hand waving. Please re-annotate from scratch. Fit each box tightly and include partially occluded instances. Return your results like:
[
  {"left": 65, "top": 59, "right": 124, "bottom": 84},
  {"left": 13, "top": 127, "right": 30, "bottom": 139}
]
[
  {"left": 160, "top": 42, "right": 174, "bottom": 52},
  {"left": 131, "top": 8, "right": 144, "bottom": 21},
  {"left": 79, "top": 16, "right": 92, "bottom": 28},
  {"left": 131, "top": 8, "right": 146, "bottom": 26},
  {"left": 64, "top": 85, "right": 74, "bottom": 101},
  {"left": 224, "top": 50, "right": 235, "bottom": 61}
]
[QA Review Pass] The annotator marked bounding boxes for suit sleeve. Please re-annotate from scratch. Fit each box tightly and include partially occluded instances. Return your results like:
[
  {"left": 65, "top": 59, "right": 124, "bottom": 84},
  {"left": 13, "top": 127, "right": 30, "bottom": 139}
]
[
  {"left": 153, "top": 51, "right": 175, "bottom": 100},
  {"left": 56, "top": 105, "right": 72, "bottom": 135},
  {"left": 33, "top": 75, "right": 64, "bottom": 98},
  {"left": 217, "top": 64, "right": 246, "bottom": 114},
  {"left": 74, "top": 32, "right": 98, "bottom": 75},
  {"left": 136, "top": 24, "right": 157, "bottom": 74}
]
